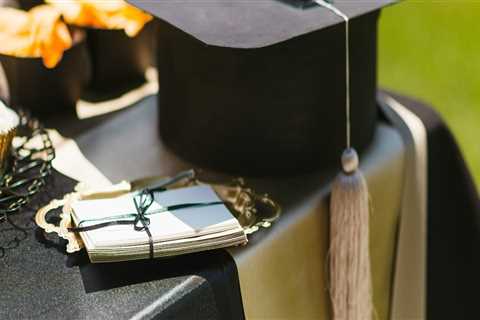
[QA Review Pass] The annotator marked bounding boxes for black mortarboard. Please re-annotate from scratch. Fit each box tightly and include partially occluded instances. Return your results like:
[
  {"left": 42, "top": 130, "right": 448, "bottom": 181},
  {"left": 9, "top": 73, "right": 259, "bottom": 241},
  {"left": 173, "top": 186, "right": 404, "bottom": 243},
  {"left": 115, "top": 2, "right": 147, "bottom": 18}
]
[
  {"left": 129, "top": 0, "right": 394, "bottom": 48},
  {"left": 127, "top": 0, "right": 396, "bottom": 175},
  {"left": 128, "top": 1, "right": 401, "bottom": 317}
]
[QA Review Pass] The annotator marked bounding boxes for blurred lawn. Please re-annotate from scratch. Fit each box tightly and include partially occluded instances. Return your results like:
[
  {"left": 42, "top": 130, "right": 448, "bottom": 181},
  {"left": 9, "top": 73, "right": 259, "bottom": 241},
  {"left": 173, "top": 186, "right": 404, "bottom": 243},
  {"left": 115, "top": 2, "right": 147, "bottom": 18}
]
[{"left": 378, "top": 1, "right": 480, "bottom": 188}]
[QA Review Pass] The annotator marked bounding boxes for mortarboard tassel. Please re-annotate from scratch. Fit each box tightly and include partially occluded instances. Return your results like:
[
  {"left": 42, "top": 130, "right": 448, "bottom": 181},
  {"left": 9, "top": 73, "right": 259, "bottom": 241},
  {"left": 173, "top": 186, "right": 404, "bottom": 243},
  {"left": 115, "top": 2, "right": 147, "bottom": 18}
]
[
  {"left": 314, "top": 1, "right": 373, "bottom": 319},
  {"left": 330, "top": 148, "right": 372, "bottom": 320}
]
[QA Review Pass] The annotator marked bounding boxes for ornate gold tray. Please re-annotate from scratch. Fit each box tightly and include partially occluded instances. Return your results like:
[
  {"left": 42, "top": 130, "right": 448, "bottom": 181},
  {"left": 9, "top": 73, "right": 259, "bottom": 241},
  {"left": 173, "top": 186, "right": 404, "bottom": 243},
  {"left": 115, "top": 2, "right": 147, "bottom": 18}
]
[{"left": 35, "top": 170, "right": 281, "bottom": 253}]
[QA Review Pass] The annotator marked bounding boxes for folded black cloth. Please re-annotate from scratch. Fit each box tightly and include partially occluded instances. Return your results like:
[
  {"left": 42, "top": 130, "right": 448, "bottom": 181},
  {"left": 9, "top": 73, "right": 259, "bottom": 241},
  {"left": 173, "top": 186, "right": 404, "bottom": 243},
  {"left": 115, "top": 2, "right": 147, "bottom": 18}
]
[{"left": 385, "top": 91, "right": 480, "bottom": 319}]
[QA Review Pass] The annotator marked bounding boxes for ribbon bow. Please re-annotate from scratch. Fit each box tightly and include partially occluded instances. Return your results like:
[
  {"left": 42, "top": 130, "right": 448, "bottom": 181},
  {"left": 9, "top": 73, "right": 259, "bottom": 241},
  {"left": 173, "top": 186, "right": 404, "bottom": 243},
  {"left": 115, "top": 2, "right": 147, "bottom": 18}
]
[{"left": 132, "top": 189, "right": 154, "bottom": 258}]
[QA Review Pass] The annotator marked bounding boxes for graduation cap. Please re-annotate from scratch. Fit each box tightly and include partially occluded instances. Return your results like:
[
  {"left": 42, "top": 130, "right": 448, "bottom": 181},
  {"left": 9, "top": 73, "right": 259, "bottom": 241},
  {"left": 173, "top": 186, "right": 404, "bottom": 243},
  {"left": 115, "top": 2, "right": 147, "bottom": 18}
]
[
  {"left": 130, "top": 0, "right": 393, "bottom": 48},
  {"left": 128, "top": 0, "right": 395, "bottom": 176},
  {"left": 127, "top": 1, "right": 396, "bottom": 318}
]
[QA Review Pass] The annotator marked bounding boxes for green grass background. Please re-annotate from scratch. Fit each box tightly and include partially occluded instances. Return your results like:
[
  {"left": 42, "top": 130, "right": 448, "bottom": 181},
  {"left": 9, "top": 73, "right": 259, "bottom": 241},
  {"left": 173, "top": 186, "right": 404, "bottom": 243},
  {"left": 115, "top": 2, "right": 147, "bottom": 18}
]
[{"left": 378, "top": 1, "right": 480, "bottom": 188}]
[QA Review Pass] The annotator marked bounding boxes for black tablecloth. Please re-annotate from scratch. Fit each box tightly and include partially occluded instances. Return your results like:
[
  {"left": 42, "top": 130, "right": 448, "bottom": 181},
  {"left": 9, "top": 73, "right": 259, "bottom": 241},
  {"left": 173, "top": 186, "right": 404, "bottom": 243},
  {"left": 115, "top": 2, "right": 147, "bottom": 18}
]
[
  {"left": 1, "top": 92, "right": 479, "bottom": 319},
  {"left": 385, "top": 92, "right": 480, "bottom": 319},
  {"left": 0, "top": 169, "right": 248, "bottom": 320}
]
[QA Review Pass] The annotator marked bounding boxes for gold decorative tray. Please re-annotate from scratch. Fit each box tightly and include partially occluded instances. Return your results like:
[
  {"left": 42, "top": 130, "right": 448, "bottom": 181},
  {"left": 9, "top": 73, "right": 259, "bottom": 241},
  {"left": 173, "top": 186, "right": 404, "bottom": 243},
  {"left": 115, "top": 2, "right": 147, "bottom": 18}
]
[{"left": 35, "top": 170, "right": 281, "bottom": 253}]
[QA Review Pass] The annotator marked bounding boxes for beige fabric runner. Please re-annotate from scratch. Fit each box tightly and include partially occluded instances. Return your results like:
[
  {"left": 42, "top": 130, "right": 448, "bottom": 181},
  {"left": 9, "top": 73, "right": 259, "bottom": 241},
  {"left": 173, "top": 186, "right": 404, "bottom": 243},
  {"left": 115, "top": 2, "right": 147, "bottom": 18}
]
[
  {"left": 76, "top": 67, "right": 158, "bottom": 119},
  {"left": 40, "top": 129, "right": 112, "bottom": 188},
  {"left": 49, "top": 129, "right": 112, "bottom": 187},
  {"left": 380, "top": 95, "right": 428, "bottom": 320}
]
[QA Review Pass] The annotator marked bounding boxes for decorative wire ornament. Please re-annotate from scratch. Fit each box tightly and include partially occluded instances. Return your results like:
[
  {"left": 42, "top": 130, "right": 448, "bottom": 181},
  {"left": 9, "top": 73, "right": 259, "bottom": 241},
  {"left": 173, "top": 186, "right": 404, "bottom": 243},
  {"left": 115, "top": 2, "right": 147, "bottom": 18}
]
[{"left": 0, "top": 111, "right": 55, "bottom": 257}]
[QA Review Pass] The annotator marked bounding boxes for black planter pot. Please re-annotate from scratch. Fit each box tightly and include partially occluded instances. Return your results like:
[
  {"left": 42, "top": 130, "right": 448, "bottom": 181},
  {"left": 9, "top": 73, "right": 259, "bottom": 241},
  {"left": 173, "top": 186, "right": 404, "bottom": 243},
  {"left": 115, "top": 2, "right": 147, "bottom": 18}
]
[
  {"left": 17, "top": 0, "right": 43, "bottom": 10},
  {"left": 82, "top": 22, "right": 155, "bottom": 101},
  {"left": 0, "top": 30, "right": 91, "bottom": 116}
]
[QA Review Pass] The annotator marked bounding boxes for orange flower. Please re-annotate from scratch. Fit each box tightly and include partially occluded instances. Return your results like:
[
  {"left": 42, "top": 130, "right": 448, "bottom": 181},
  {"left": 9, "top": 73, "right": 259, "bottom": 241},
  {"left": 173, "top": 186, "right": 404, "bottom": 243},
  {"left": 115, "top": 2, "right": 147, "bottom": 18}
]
[
  {"left": 0, "top": 5, "right": 72, "bottom": 68},
  {"left": 47, "top": 0, "right": 153, "bottom": 37}
]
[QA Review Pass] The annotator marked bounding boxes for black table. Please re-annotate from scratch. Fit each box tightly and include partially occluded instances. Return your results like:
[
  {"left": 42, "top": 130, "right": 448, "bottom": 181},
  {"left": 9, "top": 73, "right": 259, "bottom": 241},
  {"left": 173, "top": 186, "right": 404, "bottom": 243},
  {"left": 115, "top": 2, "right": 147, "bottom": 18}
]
[{"left": 1, "top": 92, "right": 479, "bottom": 319}]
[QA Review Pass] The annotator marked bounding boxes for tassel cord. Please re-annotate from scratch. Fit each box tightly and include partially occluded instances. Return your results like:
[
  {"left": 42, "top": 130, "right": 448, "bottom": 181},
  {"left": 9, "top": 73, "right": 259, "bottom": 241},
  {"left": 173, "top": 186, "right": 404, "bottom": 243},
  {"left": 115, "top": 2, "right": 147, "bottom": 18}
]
[
  {"left": 314, "top": 0, "right": 351, "bottom": 149},
  {"left": 314, "top": 2, "right": 374, "bottom": 320}
]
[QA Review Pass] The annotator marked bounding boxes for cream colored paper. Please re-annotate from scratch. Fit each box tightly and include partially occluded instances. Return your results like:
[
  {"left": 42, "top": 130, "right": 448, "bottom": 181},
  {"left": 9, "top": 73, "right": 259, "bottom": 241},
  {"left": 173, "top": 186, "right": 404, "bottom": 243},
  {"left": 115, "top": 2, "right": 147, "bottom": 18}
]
[
  {"left": 70, "top": 185, "right": 247, "bottom": 263},
  {"left": 72, "top": 186, "right": 241, "bottom": 247},
  {"left": 48, "top": 129, "right": 112, "bottom": 188},
  {"left": 14, "top": 129, "right": 112, "bottom": 188}
]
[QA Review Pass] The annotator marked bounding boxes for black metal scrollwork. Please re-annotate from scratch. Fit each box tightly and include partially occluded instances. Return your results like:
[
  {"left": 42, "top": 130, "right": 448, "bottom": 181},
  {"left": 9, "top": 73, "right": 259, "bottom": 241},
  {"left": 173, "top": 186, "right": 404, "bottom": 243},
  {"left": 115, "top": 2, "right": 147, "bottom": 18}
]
[{"left": 0, "top": 111, "right": 55, "bottom": 257}]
